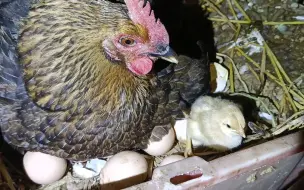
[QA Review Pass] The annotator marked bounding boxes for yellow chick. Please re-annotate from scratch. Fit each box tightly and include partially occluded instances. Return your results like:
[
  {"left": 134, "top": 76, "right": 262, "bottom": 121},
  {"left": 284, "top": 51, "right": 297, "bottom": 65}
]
[{"left": 184, "top": 96, "right": 246, "bottom": 157}]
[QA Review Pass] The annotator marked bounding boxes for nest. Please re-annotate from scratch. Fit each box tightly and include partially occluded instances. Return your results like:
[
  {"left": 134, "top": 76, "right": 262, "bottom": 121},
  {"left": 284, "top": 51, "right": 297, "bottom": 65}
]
[
  {"left": 1, "top": 0, "right": 304, "bottom": 189},
  {"left": 202, "top": 0, "right": 304, "bottom": 138},
  {"left": 157, "top": 0, "right": 304, "bottom": 166}
]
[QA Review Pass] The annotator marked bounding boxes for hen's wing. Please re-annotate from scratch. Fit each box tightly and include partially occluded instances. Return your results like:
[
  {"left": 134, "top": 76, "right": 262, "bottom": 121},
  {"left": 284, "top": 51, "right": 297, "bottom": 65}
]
[
  {"left": 0, "top": 0, "right": 34, "bottom": 164},
  {"left": 173, "top": 53, "right": 210, "bottom": 109},
  {"left": 0, "top": 0, "right": 33, "bottom": 101},
  {"left": 155, "top": 52, "right": 210, "bottom": 121}
]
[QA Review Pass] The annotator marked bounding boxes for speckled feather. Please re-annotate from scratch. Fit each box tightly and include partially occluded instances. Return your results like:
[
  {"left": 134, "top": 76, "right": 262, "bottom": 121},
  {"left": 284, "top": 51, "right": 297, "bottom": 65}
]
[{"left": 0, "top": 0, "right": 210, "bottom": 161}]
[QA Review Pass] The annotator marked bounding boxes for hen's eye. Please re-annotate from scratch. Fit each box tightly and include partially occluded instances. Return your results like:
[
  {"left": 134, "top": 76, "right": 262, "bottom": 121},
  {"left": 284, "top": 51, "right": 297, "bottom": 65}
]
[{"left": 119, "top": 37, "right": 136, "bottom": 47}]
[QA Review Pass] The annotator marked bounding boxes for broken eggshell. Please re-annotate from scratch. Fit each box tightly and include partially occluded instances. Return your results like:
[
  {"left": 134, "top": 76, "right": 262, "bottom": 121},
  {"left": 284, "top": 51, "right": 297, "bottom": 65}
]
[
  {"left": 173, "top": 119, "right": 187, "bottom": 143},
  {"left": 72, "top": 158, "right": 107, "bottom": 179},
  {"left": 210, "top": 62, "right": 229, "bottom": 93},
  {"left": 143, "top": 127, "right": 175, "bottom": 156}
]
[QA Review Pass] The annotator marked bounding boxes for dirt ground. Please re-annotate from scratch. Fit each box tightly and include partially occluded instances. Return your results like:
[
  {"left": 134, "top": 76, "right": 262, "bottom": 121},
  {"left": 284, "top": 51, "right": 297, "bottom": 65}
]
[{"left": 212, "top": 0, "right": 304, "bottom": 83}]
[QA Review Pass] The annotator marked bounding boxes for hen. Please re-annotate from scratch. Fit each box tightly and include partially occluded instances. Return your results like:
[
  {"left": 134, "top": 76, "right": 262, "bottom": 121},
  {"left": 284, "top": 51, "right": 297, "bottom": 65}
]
[{"left": 0, "top": 0, "right": 210, "bottom": 161}]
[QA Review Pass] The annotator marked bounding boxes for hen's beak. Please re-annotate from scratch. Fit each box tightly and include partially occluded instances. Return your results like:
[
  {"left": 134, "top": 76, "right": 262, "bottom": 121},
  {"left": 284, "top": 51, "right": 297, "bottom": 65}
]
[
  {"left": 148, "top": 45, "right": 178, "bottom": 64},
  {"left": 159, "top": 48, "right": 179, "bottom": 64}
]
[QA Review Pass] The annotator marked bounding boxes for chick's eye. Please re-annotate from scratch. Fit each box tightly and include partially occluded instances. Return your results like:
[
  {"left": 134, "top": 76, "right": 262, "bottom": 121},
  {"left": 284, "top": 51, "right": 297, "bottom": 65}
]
[
  {"left": 119, "top": 37, "right": 136, "bottom": 47},
  {"left": 226, "top": 124, "right": 231, "bottom": 128}
]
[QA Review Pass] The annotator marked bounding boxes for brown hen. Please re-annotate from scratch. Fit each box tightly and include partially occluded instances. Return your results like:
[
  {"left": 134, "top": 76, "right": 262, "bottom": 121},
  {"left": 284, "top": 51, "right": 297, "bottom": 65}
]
[{"left": 0, "top": 0, "right": 210, "bottom": 161}]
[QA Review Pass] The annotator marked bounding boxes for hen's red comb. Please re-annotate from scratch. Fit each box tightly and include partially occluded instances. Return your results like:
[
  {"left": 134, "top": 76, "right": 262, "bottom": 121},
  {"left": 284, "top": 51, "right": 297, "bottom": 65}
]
[{"left": 125, "top": 0, "right": 169, "bottom": 44}]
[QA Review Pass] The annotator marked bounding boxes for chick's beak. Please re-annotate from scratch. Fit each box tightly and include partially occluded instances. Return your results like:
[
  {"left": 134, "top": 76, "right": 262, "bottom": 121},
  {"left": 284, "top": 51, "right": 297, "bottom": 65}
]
[
  {"left": 148, "top": 45, "right": 178, "bottom": 64},
  {"left": 239, "top": 130, "right": 246, "bottom": 138}
]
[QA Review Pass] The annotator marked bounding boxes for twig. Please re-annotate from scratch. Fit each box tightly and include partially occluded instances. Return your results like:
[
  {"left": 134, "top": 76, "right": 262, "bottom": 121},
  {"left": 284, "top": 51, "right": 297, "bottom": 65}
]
[
  {"left": 39, "top": 175, "right": 68, "bottom": 190},
  {"left": 234, "top": 47, "right": 304, "bottom": 104},
  {"left": 230, "top": 92, "right": 277, "bottom": 128},
  {"left": 0, "top": 157, "right": 15, "bottom": 190},
  {"left": 215, "top": 0, "right": 225, "bottom": 5},
  {"left": 243, "top": 134, "right": 263, "bottom": 143},
  {"left": 244, "top": 132, "right": 271, "bottom": 143},
  {"left": 263, "top": 21, "right": 304, "bottom": 25},
  {"left": 260, "top": 47, "right": 266, "bottom": 88},
  {"left": 208, "top": 20, "right": 304, "bottom": 25},
  {"left": 232, "top": 0, "right": 251, "bottom": 22},
  {"left": 264, "top": 43, "right": 297, "bottom": 89},
  {"left": 244, "top": 61, "right": 260, "bottom": 82},
  {"left": 223, "top": 1, "right": 242, "bottom": 93},
  {"left": 204, "top": 0, "right": 237, "bottom": 31},
  {"left": 228, "top": 53, "right": 235, "bottom": 92},
  {"left": 290, "top": 121, "right": 303, "bottom": 130},
  {"left": 272, "top": 110, "right": 304, "bottom": 130},
  {"left": 264, "top": 42, "right": 298, "bottom": 112},
  {"left": 292, "top": 76, "right": 304, "bottom": 100},
  {"left": 208, "top": 17, "right": 251, "bottom": 24},
  {"left": 217, "top": 53, "right": 249, "bottom": 92},
  {"left": 263, "top": 41, "right": 304, "bottom": 100},
  {"left": 279, "top": 95, "right": 287, "bottom": 114},
  {"left": 294, "top": 101, "right": 304, "bottom": 110},
  {"left": 227, "top": 0, "right": 242, "bottom": 40},
  {"left": 228, "top": 24, "right": 240, "bottom": 93},
  {"left": 272, "top": 111, "right": 304, "bottom": 135}
]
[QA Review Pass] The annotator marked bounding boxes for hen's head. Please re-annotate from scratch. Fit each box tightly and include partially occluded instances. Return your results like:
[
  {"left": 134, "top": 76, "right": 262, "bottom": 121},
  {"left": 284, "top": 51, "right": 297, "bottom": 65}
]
[
  {"left": 18, "top": 0, "right": 176, "bottom": 111},
  {"left": 102, "top": 0, "right": 178, "bottom": 76}
]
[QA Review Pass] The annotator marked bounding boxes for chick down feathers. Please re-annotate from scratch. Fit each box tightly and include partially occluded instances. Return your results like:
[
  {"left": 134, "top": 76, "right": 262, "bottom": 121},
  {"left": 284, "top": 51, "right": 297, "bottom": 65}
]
[{"left": 187, "top": 96, "right": 246, "bottom": 151}]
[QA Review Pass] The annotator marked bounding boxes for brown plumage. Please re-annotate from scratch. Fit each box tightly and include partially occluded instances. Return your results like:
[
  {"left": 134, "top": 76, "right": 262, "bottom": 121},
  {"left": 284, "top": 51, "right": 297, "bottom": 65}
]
[{"left": 0, "top": 0, "right": 210, "bottom": 161}]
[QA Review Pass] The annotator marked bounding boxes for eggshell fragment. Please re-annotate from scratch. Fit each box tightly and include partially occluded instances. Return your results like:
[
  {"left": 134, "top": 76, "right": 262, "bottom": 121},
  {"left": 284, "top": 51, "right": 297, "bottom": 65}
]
[
  {"left": 143, "top": 127, "right": 175, "bottom": 156},
  {"left": 210, "top": 63, "right": 228, "bottom": 93},
  {"left": 100, "top": 151, "right": 148, "bottom": 189},
  {"left": 73, "top": 158, "right": 107, "bottom": 179},
  {"left": 23, "top": 151, "right": 67, "bottom": 185},
  {"left": 173, "top": 119, "right": 187, "bottom": 143},
  {"left": 159, "top": 155, "right": 185, "bottom": 166}
]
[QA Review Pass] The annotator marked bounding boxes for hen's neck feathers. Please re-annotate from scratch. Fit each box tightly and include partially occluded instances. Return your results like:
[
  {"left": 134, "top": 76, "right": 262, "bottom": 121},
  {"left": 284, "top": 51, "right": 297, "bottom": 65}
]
[{"left": 18, "top": 0, "right": 152, "bottom": 113}]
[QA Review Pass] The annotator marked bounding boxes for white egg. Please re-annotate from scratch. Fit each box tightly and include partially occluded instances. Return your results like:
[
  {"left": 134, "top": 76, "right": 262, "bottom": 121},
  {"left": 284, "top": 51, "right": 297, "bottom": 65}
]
[
  {"left": 159, "top": 155, "right": 185, "bottom": 166},
  {"left": 143, "top": 127, "right": 175, "bottom": 156},
  {"left": 23, "top": 151, "right": 67, "bottom": 185},
  {"left": 100, "top": 151, "right": 148, "bottom": 188},
  {"left": 152, "top": 155, "right": 185, "bottom": 179}
]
